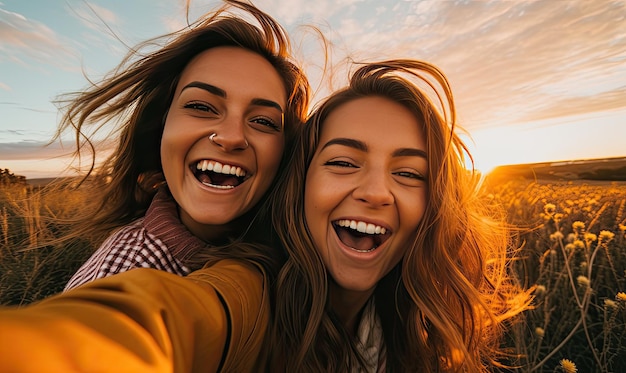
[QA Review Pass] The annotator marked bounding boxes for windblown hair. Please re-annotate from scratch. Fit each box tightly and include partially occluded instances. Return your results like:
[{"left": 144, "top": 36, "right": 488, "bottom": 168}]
[
  {"left": 270, "top": 60, "right": 531, "bottom": 371},
  {"left": 49, "top": 0, "right": 310, "bottom": 273}
]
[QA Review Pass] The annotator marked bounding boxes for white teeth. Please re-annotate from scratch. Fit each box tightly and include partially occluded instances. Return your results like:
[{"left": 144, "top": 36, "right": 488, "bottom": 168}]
[
  {"left": 337, "top": 219, "right": 387, "bottom": 235},
  {"left": 202, "top": 183, "right": 234, "bottom": 190},
  {"left": 196, "top": 160, "right": 246, "bottom": 177}
]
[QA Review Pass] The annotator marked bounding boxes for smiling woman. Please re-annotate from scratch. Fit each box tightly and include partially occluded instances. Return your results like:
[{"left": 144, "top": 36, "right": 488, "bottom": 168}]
[
  {"left": 304, "top": 96, "right": 428, "bottom": 300},
  {"left": 268, "top": 59, "right": 531, "bottom": 372},
  {"left": 160, "top": 46, "right": 287, "bottom": 243},
  {"left": 43, "top": 0, "right": 310, "bottom": 296}
]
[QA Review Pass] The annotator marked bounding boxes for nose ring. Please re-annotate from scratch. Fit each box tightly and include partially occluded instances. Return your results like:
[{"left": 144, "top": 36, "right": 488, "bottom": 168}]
[{"left": 209, "top": 132, "right": 249, "bottom": 148}]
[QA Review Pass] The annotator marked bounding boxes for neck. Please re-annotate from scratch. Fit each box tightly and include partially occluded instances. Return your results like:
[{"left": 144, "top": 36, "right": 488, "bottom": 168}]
[
  {"left": 329, "top": 281, "right": 375, "bottom": 336},
  {"left": 179, "top": 208, "right": 243, "bottom": 245}
]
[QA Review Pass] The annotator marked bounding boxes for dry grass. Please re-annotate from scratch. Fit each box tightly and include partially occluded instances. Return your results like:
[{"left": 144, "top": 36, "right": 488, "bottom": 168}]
[
  {"left": 483, "top": 177, "right": 626, "bottom": 372},
  {"left": 0, "top": 181, "right": 93, "bottom": 305},
  {"left": 1, "top": 171, "right": 625, "bottom": 371}
]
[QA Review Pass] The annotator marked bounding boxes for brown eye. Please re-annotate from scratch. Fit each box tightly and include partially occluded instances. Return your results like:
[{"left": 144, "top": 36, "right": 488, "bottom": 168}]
[
  {"left": 325, "top": 160, "right": 357, "bottom": 168},
  {"left": 184, "top": 101, "right": 217, "bottom": 113},
  {"left": 394, "top": 171, "right": 425, "bottom": 181},
  {"left": 251, "top": 117, "right": 280, "bottom": 131}
]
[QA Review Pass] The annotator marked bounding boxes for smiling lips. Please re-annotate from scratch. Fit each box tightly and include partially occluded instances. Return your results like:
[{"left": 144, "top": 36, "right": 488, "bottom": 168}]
[
  {"left": 193, "top": 160, "right": 248, "bottom": 189},
  {"left": 333, "top": 219, "right": 391, "bottom": 253}
]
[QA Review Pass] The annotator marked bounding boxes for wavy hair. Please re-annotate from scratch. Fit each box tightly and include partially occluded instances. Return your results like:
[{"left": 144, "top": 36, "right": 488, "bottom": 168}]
[
  {"left": 49, "top": 0, "right": 310, "bottom": 273},
  {"left": 270, "top": 59, "right": 530, "bottom": 371}
]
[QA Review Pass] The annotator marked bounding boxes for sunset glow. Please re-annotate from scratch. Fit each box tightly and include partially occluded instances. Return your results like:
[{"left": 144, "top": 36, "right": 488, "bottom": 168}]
[
  {"left": 463, "top": 108, "right": 626, "bottom": 175},
  {"left": 1, "top": 1, "right": 625, "bottom": 179}
]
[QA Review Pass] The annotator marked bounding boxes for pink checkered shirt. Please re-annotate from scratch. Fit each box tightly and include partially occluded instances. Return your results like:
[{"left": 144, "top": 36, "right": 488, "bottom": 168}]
[{"left": 65, "top": 188, "right": 209, "bottom": 291}]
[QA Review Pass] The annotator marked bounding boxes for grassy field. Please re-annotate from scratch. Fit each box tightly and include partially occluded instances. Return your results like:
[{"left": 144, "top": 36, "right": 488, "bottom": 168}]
[
  {"left": 1, "top": 158, "right": 626, "bottom": 371},
  {"left": 485, "top": 158, "right": 626, "bottom": 372}
]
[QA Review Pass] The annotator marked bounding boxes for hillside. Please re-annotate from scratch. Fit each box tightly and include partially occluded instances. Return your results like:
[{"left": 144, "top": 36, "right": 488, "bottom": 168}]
[{"left": 487, "top": 156, "right": 626, "bottom": 182}]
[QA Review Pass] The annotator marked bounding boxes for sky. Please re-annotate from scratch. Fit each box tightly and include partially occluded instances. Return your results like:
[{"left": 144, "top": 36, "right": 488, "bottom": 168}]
[{"left": 1, "top": 0, "right": 625, "bottom": 179}]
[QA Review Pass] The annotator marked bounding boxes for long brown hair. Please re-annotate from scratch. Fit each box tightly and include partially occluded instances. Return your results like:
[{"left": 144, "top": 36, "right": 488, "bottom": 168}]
[
  {"left": 48, "top": 0, "right": 310, "bottom": 273},
  {"left": 270, "top": 59, "right": 530, "bottom": 371}
]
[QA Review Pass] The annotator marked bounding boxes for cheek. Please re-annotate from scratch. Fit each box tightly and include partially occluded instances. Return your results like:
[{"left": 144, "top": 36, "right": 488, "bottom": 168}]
[
  {"left": 160, "top": 120, "right": 183, "bottom": 159},
  {"left": 400, "top": 190, "right": 428, "bottom": 233},
  {"left": 257, "top": 137, "right": 285, "bottom": 176}
]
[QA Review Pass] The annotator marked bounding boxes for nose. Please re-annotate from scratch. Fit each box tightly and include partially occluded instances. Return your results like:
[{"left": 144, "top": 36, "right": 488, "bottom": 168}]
[
  {"left": 351, "top": 170, "right": 394, "bottom": 207},
  {"left": 209, "top": 117, "right": 249, "bottom": 152}
]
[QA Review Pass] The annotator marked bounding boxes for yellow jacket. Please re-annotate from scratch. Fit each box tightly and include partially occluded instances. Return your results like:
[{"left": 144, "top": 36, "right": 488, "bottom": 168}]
[{"left": 0, "top": 259, "right": 268, "bottom": 372}]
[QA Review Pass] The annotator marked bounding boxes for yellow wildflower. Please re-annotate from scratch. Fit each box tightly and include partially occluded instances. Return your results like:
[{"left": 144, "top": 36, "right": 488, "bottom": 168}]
[
  {"left": 535, "top": 327, "right": 545, "bottom": 338},
  {"left": 598, "top": 230, "right": 615, "bottom": 242},
  {"left": 550, "top": 231, "right": 564, "bottom": 242},
  {"left": 543, "top": 203, "right": 556, "bottom": 216},
  {"left": 619, "top": 224, "right": 626, "bottom": 232},
  {"left": 573, "top": 240, "right": 585, "bottom": 250},
  {"left": 617, "top": 292, "right": 626, "bottom": 302},
  {"left": 604, "top": 299, "right": 617, "bottom": 309},
  {"left": 576, "top": 275, "right": 590, "bottom": 287},
  {"left": 583, "top": 232, "right": 597, "bottom": 242},
  {"left": 560, "top": 358, "right": 577, "bottom": 373},
  {"left": 572, "top": 221, "right": 585, "bottom": 231}
]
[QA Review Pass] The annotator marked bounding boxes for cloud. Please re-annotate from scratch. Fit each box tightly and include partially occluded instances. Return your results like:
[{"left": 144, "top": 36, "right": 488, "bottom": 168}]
[
  {"left": 67, "top": 1, "right": 118, "bottom": 34},
  {"left": 0, "top": 7, "right": 76, "bottom": 69},
  {"left": 251, "top": 0, "right": 626, "bottom": 131},
  {"left": 0, "top": 140, "right": 72, "bottom": 161},
  {"left": 0, "top": 101, "right": 55, "bottom": 114},
  {"left": 259, "top": 0, "right": 366, "bottom": 25},
  {"left": 404, "top": 1, "right": 626, "bottom": 129}
]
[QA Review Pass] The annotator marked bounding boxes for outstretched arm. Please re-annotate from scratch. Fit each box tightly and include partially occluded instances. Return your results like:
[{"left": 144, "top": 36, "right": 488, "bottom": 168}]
[{"left": 0, "top": 259, "right": 268, "bottom": 373}]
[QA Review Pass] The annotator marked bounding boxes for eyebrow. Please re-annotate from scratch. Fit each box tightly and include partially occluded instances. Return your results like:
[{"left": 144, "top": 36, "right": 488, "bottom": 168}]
[
  {"left": 182, "top": 81, "right": 225, "bottom": 97},
  {"left": 321, "top": 138, "right": 367, "bottom": 152},
  {"left": 181, "top": 81, "right": 284, "bottom": 112},
  {"left": 321, "top": 137, "right": 427, "bottom": 159},
  {"left": 392, "top": 147, "right": 428, "bottom": 159}
]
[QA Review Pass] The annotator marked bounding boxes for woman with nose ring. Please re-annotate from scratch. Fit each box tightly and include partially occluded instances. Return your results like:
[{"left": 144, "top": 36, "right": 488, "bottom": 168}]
[
  {"left": 62, "top": 0, "right": 309, "bottom": 291},
  {"left": 5, "top": 1, "right": 309, "bottom": 369}
]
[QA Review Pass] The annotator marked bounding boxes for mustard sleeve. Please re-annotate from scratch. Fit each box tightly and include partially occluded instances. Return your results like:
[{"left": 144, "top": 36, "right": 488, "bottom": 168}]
[{"left": 0, "top": 259, "right": 268, "bottom": 373}]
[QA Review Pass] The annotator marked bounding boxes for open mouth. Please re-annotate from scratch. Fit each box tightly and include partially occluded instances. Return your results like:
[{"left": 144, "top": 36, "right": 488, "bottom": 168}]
[
  {"left": 192, "top": 160, "right": 248, "bottom": 189},
  {"left": 332, "top": 219, "right": 391, "bottom": 253}
]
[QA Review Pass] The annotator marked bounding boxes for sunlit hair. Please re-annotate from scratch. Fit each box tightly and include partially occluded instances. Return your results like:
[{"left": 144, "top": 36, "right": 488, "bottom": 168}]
[
  {"left": 49, "top": 0, "right": 310, "bottom": 271},
  {"left": 270, "top": 59, "right": 531, "bottom": 371}
]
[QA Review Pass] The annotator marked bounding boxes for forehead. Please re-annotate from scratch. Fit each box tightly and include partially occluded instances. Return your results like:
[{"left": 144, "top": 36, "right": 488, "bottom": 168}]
[
  {"left": 319, "top": 96, "right": 426, "bottom": 149},
  {"left": 176, "top": 46, "right": 286, "bottom": 103}
]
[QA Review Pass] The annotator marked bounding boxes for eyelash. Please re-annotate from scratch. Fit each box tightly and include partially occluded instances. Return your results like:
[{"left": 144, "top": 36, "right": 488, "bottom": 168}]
[
  {"left": 184, "top": 102, "right": 280, "bottom": 131},
  {"left": 184, "top": 101, "right": 216, "bottom": 113},
  {"left": 252, "top": 117, "right": 280, "bottom": 131},
  {"left": 325, "top": 160, "right": 356, "bottom": 168},
  {"left": 394, "top": 171, "right": 426, "bottom": 181},
  {"left": 325, "top": 160, "right": 425, "bottom": 181}
]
